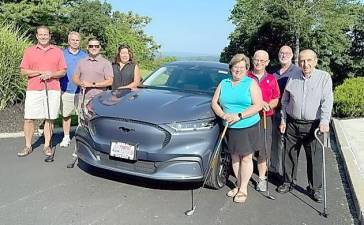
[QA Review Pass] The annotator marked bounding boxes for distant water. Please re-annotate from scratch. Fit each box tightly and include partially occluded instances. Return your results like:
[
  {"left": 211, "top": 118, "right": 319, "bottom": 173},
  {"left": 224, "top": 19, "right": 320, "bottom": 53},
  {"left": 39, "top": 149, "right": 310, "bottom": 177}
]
[{"left": 159, "top": 51, "right": 220, "bottom": 62}]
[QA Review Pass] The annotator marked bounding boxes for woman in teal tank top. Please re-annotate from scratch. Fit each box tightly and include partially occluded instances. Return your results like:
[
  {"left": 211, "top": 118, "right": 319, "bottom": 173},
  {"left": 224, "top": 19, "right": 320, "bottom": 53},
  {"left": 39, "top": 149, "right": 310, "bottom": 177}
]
[{"left": 212, "top": 53, "right": 263, "bottom": 203}]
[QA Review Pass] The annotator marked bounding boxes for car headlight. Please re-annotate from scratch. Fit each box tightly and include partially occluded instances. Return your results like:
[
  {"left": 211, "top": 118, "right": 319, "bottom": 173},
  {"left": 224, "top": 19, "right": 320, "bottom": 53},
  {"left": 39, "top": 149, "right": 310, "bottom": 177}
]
[{"left": 167, "top": 119, "right": 216, "bottom": 132}]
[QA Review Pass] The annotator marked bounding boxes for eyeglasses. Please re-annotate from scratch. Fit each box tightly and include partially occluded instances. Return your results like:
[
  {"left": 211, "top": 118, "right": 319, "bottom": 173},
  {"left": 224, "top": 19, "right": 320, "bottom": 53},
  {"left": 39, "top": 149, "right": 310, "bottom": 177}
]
[
  {"left": 253, "top": 59, "right": 268, "bottom": 64},
  {"left": 88, "top": 45, "right": 100, "bottom": 49},
  {"left": 279, "top": 52, "right": 292, "bottom": 56},
  {"left": 232, "top": 66, "right": 246, "bottom": 71}
]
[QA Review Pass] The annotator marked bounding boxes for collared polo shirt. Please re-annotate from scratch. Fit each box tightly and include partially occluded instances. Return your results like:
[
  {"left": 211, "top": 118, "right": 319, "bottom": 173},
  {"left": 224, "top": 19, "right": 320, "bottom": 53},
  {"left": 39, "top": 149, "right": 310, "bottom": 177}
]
[
  {"left": 248, "top": 71, "right": 280, "bottom": 116},
  {"left": 74, "top": 54, "right": 113, "bottom": 100},
  {"left": 272, "top": 63, "right": 301, "bottom": 97},
  {"left": 20, "top": 44, "right": 67, "bottom": 91},
  {"left": 61, "top": 48, "right": 87, "bottom": 93},
  {"left": 281, "top": 69, "right": 333, "bottom": 125}
]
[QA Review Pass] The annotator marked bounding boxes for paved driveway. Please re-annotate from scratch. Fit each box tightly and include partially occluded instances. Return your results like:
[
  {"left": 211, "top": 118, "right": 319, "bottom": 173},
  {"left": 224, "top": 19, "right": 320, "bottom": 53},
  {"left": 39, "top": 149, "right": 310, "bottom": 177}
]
[{"left": 0, "top": 133, "right": 359, "bottom": 225}]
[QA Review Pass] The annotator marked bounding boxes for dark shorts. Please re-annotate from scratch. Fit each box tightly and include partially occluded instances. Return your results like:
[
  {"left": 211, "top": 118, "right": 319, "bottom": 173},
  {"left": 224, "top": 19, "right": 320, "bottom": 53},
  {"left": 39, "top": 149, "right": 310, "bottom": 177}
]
[
  {"left": 226, "top": 122, "right": 262, "bottom": 156},
  {"left": 256, "top": 116, "right": 273, "bottom": 159}
]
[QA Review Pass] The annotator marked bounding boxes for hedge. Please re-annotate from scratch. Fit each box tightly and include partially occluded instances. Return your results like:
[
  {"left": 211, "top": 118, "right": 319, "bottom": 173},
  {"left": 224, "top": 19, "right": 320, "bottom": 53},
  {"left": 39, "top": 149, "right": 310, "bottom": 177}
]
[{"left": 333, "top": 77, "right": 364, "bottom": 118}]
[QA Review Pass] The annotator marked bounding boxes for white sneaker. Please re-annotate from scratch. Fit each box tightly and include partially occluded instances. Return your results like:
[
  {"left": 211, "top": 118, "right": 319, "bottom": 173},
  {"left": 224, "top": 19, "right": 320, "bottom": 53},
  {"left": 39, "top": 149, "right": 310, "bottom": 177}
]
[
  {"left": 60, "top": 137, "right": 71, "bottom": 148},
  {"left": 256, "top": 178, "right": 267, "bottom": 192}
]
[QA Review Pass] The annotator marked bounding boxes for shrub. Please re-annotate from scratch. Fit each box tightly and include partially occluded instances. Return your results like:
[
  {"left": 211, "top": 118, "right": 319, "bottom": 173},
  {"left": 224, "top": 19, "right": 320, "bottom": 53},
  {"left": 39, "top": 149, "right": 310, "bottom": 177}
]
[
  {"left": 333, "top": 77, "right": 364, "bottom": 118},
  {"left": 0, "top": 23, "right": 31, "bottom": 110}
]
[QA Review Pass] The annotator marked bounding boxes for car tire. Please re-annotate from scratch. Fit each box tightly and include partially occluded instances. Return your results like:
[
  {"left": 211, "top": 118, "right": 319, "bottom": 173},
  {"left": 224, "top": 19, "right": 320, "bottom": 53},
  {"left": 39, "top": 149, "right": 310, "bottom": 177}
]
[{"left": 205, "top": 143, "right": 230, "bottom": 190}]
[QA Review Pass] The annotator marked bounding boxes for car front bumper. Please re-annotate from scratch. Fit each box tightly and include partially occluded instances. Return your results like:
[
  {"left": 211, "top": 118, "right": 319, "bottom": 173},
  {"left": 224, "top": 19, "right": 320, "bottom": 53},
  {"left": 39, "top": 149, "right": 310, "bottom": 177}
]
[{"left": 75, "top": 125, "right": 214, "bottom": 182}]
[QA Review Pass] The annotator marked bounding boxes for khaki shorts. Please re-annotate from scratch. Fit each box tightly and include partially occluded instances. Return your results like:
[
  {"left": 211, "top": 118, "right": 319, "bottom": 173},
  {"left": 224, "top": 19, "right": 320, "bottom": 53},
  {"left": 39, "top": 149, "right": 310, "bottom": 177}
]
[
  {"left": 24, "top": 90, "right": 61, "bottom": 120},
  {"left": 60, "top": 92, "right": 79, "bottom": 117}
]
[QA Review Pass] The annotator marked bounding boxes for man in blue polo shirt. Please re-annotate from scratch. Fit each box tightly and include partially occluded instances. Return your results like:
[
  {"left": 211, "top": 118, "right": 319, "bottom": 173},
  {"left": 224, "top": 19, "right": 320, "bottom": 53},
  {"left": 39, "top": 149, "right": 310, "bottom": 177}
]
[
  {"left": 59, "top": 31, "right": 87, "bottom": 147},
  {"left": 270, "top": 45, "right": 301, "bottom": 181}
]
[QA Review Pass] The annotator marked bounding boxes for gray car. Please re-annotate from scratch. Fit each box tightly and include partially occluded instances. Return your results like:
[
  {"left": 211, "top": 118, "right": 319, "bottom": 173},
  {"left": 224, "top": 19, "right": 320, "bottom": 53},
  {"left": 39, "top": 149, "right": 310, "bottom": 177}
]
[{"left": 75, "top": 61, "right": 231, "bottom": 189}]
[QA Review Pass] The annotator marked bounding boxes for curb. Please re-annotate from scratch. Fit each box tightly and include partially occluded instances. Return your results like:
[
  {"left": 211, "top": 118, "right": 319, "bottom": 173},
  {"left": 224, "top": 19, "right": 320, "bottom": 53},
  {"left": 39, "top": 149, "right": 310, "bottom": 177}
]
[
  {"left": 0, "top": 126, "right": 77, "bottom": 139},
  {"left": 332, "top": 118, "right": 364, "bottom": 225}
]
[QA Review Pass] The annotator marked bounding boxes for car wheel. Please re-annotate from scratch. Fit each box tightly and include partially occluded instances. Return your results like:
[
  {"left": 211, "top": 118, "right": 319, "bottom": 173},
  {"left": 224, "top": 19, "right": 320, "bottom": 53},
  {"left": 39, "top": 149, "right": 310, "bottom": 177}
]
[{"left": 205, "top": 144, "right": 230, "bottom": 189}]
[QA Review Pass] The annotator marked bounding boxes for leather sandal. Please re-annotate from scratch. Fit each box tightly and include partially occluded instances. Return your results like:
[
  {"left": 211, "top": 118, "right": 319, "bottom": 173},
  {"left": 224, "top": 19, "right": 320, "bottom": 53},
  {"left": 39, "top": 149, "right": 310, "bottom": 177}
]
[
  {"left": 17, "top": 146, "right": 33, "bottom": 157},
  {"left": 227, "top": 187, "right": 239, "bottom": 197},
  {"left": 233, "top": 192, "right": 247, "bottom": 203},
  {"left": 43, "top": 146, "right": 54, "bottom": 156}
]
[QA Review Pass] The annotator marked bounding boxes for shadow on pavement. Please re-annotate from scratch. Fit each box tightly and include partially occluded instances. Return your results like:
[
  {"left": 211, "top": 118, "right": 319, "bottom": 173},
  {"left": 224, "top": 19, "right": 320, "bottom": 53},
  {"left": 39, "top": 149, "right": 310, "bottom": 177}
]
[{"left": 76, "top": 159, "right": 202, "bottom": 191}]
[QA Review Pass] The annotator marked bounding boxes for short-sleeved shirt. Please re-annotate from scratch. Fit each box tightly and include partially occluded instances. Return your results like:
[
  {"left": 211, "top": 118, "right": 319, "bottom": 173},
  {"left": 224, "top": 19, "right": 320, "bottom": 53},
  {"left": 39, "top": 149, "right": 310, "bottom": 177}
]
[
  {"left": 219, "top": 76, "right": 260, "bottom": 128},
  {"left": 112, "top": 62, "right": 136, "bottom": 90},
  {"left": 20, "top": 44, "right": 67, "bottom": 91},
  {"left": 60, "top": 48, "right": 87, "bottom": 93},
  {"left": 248, "top": 71, "right": 280, "bottom": 116},
  {"left": 73, "top": 55, "right": 113, "bottom": 100}
]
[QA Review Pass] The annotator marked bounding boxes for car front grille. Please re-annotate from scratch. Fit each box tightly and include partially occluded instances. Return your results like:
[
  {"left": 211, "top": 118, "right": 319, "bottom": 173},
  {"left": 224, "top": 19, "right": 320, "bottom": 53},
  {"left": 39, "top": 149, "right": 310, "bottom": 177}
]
[
  {"left": 90, "top": 117, "right": 171, "bottom": 152},
  {"left": 112, "top": 118, "right": 172, "bottom": 148}
]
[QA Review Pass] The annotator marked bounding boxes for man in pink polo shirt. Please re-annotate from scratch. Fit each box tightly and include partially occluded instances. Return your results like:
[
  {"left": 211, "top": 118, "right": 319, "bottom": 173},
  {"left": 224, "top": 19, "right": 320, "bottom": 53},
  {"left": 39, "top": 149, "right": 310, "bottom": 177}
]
[
  {"left": 18, "top": 25, "right": 67, "bottom": 158},
  {"left": 72, "top": 38, "right": 113, "bottom": 107},
  {"left": 248, "top": 50, "right": 280, "bottom": 192}
]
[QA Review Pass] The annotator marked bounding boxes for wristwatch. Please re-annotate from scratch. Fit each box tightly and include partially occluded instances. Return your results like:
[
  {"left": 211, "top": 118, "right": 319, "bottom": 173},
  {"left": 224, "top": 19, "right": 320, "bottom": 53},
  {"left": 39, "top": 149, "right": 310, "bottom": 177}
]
[
  {"left": 92, "top": 82, "right": 96, "bottom": 87},
  {"left": 238, "top": 112, "right": 243, "bottom": 120}
]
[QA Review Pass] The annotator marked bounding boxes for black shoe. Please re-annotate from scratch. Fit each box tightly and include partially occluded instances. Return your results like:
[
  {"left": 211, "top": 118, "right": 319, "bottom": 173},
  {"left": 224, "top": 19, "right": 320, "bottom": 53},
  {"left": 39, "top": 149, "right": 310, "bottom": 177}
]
[
  {"left": 313, "top": 191, "right": 323, "bottom": 203},
  {"left": 307, "top": 186, "right": 323, "bottom": 203},
  {"left": 277, "top": 183, "right": 293, "bottom": 194}
]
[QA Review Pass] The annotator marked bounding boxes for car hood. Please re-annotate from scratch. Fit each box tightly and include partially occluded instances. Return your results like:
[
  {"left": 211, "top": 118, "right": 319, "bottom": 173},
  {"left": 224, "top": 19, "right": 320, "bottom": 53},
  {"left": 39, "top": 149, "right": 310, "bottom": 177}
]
[{"left": 91, "top": 88, "right": 216, "bottom": 124}]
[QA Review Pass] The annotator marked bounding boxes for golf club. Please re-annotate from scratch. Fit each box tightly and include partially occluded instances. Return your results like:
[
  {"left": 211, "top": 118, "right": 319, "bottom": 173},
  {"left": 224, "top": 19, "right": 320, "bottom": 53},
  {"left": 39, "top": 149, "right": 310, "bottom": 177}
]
[
  {"left": 314, "top": 128, "right": 328, "bottom": 218},
  {"left": 44, "top": 80, "right": 55, "bottom": 163},
  {"left": 185, "top": 124, "right": 228, "bottom": 216},
  {"left": 67, "top": 88, "right": 86, "bottom": 168},
  {"left": 263, "top": 111, "right": 275, "bottom": 200}
]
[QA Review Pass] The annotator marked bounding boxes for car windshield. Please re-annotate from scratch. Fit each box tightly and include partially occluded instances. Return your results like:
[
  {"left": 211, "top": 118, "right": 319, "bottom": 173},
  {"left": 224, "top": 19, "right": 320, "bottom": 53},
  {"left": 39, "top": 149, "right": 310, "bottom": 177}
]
[{"left": 142, "top": 64, "right": 230, "bottom": 94}]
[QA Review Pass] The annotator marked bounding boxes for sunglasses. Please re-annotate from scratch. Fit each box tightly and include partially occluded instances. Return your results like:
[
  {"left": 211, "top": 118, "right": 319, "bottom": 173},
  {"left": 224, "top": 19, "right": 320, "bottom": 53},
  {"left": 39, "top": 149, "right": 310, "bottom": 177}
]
[{"left": 88, "top": 45, "right": 100, "bottom": 49}]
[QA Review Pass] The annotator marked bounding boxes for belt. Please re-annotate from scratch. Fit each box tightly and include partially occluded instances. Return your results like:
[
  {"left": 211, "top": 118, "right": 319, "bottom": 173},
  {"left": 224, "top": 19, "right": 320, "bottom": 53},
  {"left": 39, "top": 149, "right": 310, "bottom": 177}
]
[{"left": 287, "top": 114, "right": 319, "bottom": 124}]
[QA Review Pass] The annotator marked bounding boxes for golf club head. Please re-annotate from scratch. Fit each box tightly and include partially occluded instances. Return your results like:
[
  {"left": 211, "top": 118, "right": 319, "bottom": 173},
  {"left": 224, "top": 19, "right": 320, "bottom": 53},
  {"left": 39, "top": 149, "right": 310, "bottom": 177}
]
[
  {"left": 44, "top": 156, "right": 54, "bottom": 163},
  {"left": 266, "top": 194, "right": 276, "bottom": 200},
  {"left": 67, "top": 163, "right": 75, "bottom": 168},
  {"left": 184, "top": 206, "right": 196, "bottom": 216},
  {"left": 319, "top": 211, "right": 328, "bottom": 218}
]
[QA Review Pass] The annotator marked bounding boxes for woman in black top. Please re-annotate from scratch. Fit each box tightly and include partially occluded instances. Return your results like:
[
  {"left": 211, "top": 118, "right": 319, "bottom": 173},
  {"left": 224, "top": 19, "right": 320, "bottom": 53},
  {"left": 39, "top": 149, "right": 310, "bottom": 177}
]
[{"left": 112, "top": 44, "right": 141, "bottom": 90}]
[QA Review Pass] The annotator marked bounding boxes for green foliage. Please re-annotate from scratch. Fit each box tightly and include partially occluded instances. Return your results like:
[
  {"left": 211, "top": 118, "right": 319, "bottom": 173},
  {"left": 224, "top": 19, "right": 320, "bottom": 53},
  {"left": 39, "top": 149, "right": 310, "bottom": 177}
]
[
  {"left": 140, "top": 69, "right": 151, "bottom": 79},
  {"left": 67, "top": 0, "right": 112, "bottom": 45},
  {"left": 0, "top": 23, "right": 31, "bottom": 110},
  {"left": 0, "top": 0, "right": 77, "bottom": 44},
  {"left": 222, "top": 0, "right": 363, "bottom": 85},
  {"left": 0, "top": 0, "right": 161, "bottom": 63},
  {"left": 104, "top": 11, "right": 160, "bottom": 64},
  {"left": 333, "top": 77, "right": 364, "bottom": 118}
]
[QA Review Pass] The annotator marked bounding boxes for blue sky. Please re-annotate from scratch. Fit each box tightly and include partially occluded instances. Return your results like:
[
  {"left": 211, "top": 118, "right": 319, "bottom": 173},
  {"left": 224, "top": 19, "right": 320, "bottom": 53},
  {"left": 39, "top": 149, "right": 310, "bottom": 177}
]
[{"left": 106, "top": 0, "right": 235, "bottom": 56}]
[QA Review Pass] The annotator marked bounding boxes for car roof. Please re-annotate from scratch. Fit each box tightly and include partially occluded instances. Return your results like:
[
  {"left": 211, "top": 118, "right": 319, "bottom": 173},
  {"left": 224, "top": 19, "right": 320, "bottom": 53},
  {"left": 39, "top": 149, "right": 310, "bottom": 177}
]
[{"left": 166, "top": 61, "right": 228, "bottom": 70}]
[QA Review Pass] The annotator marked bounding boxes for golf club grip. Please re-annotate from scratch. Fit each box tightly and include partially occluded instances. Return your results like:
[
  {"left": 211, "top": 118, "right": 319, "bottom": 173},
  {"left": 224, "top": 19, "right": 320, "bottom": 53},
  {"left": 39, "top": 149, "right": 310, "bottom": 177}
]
[
  {"left": 220, "top": 124, "right": 228, "bottom": 139},
  {"left": 263, "top": 111, "right": 266, "bottom": 129}
]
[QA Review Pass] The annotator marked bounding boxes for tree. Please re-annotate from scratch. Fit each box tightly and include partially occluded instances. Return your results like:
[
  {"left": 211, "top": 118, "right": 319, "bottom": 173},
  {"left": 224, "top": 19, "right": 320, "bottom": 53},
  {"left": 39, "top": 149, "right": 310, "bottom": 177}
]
[
  {"left": 104, "top": 11, "right": 160, "bottom": 65},
  {"left": 67, "top": 0, "right": 112, "bottom": 45},
  {"left": 0, "top": 0, "right": 79, "bottom": 44},
  {"left": 222, "top": 0, "right": 362, "bottom": 84},
  {"left": 0, "top": 0, "right": 162, "bottom": 68}
]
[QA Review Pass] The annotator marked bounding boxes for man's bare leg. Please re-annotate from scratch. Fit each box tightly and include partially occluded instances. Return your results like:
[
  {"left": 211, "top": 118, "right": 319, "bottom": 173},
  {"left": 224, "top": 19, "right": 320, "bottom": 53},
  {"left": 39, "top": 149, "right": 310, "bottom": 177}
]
[
  {"left": 43, "top": 119, "right": 54, "bottom": 148},
  {"left": 24, "top": 119, "right": 34, "bottom": 147}
]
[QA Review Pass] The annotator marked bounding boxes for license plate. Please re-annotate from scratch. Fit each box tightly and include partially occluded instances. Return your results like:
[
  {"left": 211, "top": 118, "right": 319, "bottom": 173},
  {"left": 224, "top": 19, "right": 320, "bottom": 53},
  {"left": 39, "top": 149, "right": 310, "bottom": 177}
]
[{"left": 110, "top": 141, "right": 136, "bottom": 160}]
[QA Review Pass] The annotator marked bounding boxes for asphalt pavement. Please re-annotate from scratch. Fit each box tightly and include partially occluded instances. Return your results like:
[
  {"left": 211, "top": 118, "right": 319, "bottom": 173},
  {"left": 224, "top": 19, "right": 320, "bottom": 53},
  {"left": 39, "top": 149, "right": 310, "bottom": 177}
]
[{"left": 0, "top": 128, "right": 359, "bottom": 225}]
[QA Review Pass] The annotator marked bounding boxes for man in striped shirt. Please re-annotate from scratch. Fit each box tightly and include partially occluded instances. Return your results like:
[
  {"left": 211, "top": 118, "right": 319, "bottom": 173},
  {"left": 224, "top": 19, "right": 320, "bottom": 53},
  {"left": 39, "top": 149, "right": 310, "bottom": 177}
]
[{"left": 277, "top": 49, "right": 333, "bottom": 203}]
